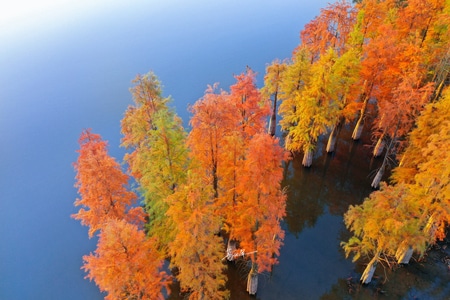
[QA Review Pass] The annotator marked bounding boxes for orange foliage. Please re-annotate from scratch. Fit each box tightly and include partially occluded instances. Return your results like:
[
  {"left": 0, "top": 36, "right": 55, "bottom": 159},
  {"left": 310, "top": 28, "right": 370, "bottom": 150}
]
[
  {"left": 231, "top": 133, "right": 288, "bottom": 272},
  {"left": 83, "top": 219, "right": 169, "bottom": 300},
  {"left": 300, "top": 0, "right": 357, "bottom": 59},
  {"left": 188, "top": 84, "right": 234, "bottom": 198},
  {"left": 72, "top": 129, "right": 144, "bottom": 238},
  {"left": 229, "top": 67, "right": 270, "bottom": 137}
]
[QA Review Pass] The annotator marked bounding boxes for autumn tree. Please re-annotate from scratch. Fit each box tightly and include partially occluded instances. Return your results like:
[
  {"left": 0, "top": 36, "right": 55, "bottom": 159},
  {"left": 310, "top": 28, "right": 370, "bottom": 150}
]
[
  {"left": 392, "top": 88, "right": 450, "bottom": 243},
  {"left": 166, "top": 169, "right": 228, "bottom": 300},
  {"left": 278, "top": 46, "right": 312, "bottom": 151},
  {"left": 343, "top": 88, "right": 450, "bottom": 283},
  {"left": 300, "top": 0, "right": 357, "bottom": 60},
  {"left": 229, "top": 67, "right": 270, "bottom": 137},
  {"left": 261, "top": 59, "right": 287, "bottom": 136},
  {"left": 280, "top": 48, "right": 341, "bottom": 166},
  {"left": 83, "top": 219, "right": 169, "bottom": 300},
  {"left": 227, "top": 133, "right": 287, "bottom": 294},
  {"left": 370, "top": 69, "right": 434, "bottom": 188},
  {"left": 188, "top": 84, "right": 234, "bottom": 201},
  {"left": 342, "top": 183, "right": 427, "bottom": 284},
  {"left": 121, "top": 72, "right": 189, "bottom": 252},
  {"left": 188, "top": 68, "right": 270, "bottom": 215},
  {"left": 72, "top": 129, "right": 144, "bottom": 238}
]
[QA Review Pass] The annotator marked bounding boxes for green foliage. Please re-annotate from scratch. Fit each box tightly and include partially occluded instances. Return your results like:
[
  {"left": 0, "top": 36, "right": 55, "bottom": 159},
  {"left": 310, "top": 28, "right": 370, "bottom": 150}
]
[{"left": 121, "top": 72, "right": 189, "bottom": 253}]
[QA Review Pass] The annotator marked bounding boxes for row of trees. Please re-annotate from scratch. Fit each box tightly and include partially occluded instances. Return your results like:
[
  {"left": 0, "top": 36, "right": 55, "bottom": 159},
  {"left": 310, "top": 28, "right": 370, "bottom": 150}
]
[
  {"left": 342, "top": 88, "right": 450, "bottom": 283},
  {"left": 265, "top": 0, "right": 449, "bottom": 186},
  {"left": 73, "top": 70, "right": 288, "bottom": 298}
]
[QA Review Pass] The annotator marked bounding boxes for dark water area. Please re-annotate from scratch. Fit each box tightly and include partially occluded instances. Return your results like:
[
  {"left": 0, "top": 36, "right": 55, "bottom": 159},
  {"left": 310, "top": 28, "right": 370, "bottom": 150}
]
[{"left": 1, "top": 1, "right": 449, "bottom": 299}]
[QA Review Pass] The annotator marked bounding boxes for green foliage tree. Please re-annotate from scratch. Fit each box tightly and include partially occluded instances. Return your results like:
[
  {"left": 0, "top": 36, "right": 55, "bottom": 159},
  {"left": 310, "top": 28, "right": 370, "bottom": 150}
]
[{"left": 121, "top": 72, "right": 189, "bottom": 252}]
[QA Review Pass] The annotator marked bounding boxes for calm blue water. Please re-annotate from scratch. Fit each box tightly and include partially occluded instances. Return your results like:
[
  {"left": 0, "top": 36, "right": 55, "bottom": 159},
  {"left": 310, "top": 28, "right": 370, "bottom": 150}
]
[{"left": 0, "top": 1, "right": 371, "bottom": 299}]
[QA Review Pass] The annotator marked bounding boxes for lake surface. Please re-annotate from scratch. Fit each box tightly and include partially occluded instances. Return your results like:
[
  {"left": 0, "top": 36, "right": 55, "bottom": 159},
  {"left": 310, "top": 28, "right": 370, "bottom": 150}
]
[{"left": 1, "top": 1, "right": 448, "bottom": 299}]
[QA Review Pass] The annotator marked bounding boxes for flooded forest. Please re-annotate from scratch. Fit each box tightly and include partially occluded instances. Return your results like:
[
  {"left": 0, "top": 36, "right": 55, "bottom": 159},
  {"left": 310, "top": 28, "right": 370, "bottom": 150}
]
[{"left": 71, "top": 0, "right": 450, "bottom": 299}]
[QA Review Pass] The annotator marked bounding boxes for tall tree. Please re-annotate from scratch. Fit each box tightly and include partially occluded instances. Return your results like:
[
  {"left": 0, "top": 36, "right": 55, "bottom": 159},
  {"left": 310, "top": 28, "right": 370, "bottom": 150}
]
[
  {"left": 280, "top": 48, "right": 340, "bottom": 166},
  {"left": 82, "top": 219, "right": 169, "bottom": 300},
  {"left": 121, "top": 72, "right": 189, "bottom": 252},
  {"left": 72, "top": 129, "right": 144, "bottom": 238},
  {"left": 370, "top": 68, "right": 434, "bottom": 188},
  {"left": 261, "top": 59, "right": 287, "bottom": 136},
  {"left": 278, "top": 46, "right": 312, "bottom": 148},
  {"left": 188, "top": 84, "right": 234, "bottom": 201},
  {"left": 393, "top": 88, "right": 450, "bottom": 242},
  {"left": 166, "top": 169, "right": 228, "bottom": 300},
  {"left": 229, "top": 133, "right": 287, "bottom": 294}
]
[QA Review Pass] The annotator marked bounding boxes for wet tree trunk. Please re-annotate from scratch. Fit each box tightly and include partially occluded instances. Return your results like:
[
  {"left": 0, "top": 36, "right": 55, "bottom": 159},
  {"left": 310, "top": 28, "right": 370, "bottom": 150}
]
[
  {"left": 352, "top": 116, "right": 365, "bottom": 141},
  {"left": 371, "top": 160, "right": 385, "bottom": 189},
  {"left": 226, "top": 240, "right": 237, "bottom": 261},
  {"left": 352, "top": 81, "right": 371, "bottom": 140},
  {"left": 360, "top": 251, "right": 380, "bottom": 284},
  {"left": 352, "top": 96, "right": 369, "bottom": 140},
  {"left": 371, "top": 121, "right": 399, "bottom": 188},
  {"left": 424, "top": 214, "right": 437, "bottom": 241},
  {"left": 246, "top": 263, "right": 258, "bottom": 295},
  {"left": 302, "top": 148, "right": 314, "bottom": 167},
  {"left": 326, "top": 125, "right": 338, "bottom": 153},
  {"left": 395, "top": 244, "right": 413, "bottom": 264},
  {"left": 268, "top": 92, "right": 278, "bottom": 137},
  {"left": 373, "top": 137, "right": 385, "bottom": 157}
]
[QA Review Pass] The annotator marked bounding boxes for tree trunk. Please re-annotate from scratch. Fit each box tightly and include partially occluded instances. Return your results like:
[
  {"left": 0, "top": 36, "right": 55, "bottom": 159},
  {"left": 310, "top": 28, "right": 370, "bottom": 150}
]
[
  {"left": 373, "top": 135, "right": 385, "bottom": 157},
  {"left": 302, "top": 148, "right": 314, "bottom": 167},
  {"left": 352, "top": 117, "right": 364, "bottom": 140},
  {"left": 226, "top": 240, "right": 237, "bottom": 261},
  {"left": 371, "top": 121, "right": 399, "bottom": 188},
  {"left": 360, "top": 252, "right": 379, "bottom": 284},
  {"left": 246, "top": 267, "right": 258, "bottom": 295},
  {"left": 352, "top": 82, "right": 371, "bottom": 140},
  {"left": 268, "top": 92, "right": 278, "bottom": 137},
  {"left": 424, "top": 214, "right": 437, "bottom": 241},
  {"left": 395, "top": 244, "right": 413, "bottom": 264},
  {"left": 371, "top": 163, "right": 385, "bottom": 189},
  {"left": 326, "top": 125, "right": 338, "bottom": 153}
]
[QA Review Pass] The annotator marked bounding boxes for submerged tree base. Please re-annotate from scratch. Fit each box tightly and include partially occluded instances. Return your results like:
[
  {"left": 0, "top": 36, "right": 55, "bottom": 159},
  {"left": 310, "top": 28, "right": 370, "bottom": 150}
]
[
  {"left": 302, "top": 149, "right": 314, "bottom": 167},
  {"left": 360, "top": 255, "right": 378, "bottom": 284},
  {"left": 246, "top": 271, "right": 258, "bottom": 295},
  {"left": 395, "top": 245, "right": 413, "bottom": 264}
]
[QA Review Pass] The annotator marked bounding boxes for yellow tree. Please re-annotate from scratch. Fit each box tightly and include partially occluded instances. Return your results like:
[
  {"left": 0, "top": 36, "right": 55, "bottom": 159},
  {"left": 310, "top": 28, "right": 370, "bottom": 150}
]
[
  {"left": 393, "top": 88, "right": 450, "bottom": 243},
  {"left": 72, "top": 129, "right": 144, "bottom": 238},
  {"left": 342, "top": 183, "right": 428, "bottom": 284},
  {"left": 261, "top": 59, "right": 287, "bottom": 136},
  {"left": 281, "top": 48, "right": 340, "bottom": 166},
  {"left": 166, "top": 169, "right": 228, "bottom": 300}
]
